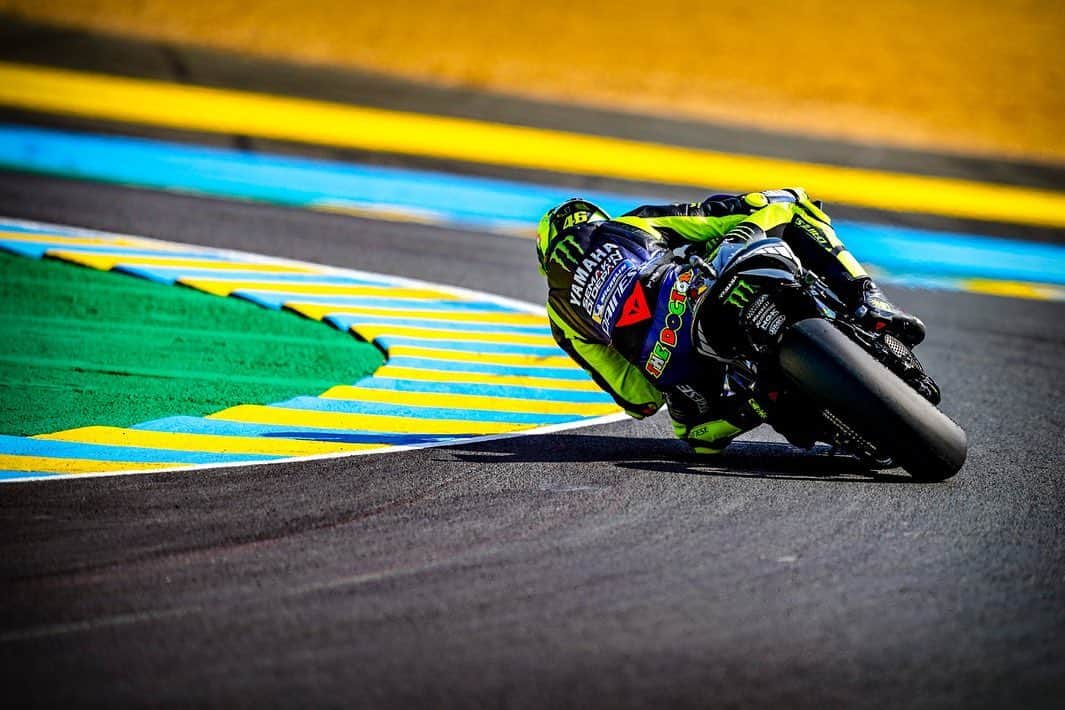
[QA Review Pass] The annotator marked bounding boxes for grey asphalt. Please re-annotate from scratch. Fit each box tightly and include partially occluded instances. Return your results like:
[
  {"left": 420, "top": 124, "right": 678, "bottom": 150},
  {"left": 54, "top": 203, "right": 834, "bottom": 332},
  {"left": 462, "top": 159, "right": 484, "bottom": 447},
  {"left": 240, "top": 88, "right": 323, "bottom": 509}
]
[{"left": 1, "top": 173, "right": 1063, "bottom": 708}]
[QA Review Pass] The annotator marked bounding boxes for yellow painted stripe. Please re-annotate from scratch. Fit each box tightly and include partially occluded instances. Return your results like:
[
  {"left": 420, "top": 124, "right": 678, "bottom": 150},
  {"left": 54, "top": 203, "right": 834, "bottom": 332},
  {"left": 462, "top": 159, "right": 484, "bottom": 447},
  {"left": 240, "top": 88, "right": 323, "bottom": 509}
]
[
  {"left": 0, "top": 454, "right": 179, "bottom": 474},
  {"left": 959, "top": 278, "right": 1062, "bottom": 301},
  {"left": 209, "top": 404, "right": 531, "bottom": 435},
  {"left": 47, "top": 250, "right": 319, "bottom": 273},
  {"left": 387, "top": 344, "right": 575, "bottom": 369},
  {"left": 375, "top": 365, "right": 599, "bottom": 391},
  {"left": 1, "top": 62, "right": 1063, "bottom": 228},
  {"left": 350, "top": 324, "right": 555, "bottom": 346},
  {"left": 37, "top": 426, "right": 387, "bottom": 456},
  {"left": 178, "top": 278, "right": 451, "bottom": 299},
  {"left": 321, "top": 385, "right": 620, "bottom": 416},
  {"left": 285, "top": 302, "right": 547, "bottom": 326}
]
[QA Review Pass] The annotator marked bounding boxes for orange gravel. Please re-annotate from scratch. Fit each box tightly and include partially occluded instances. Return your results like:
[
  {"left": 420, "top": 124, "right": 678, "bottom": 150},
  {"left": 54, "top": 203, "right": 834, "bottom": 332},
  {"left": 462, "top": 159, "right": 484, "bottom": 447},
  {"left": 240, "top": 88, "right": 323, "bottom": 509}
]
[{"left": 4, "top": 0, "right": 1063, "bottom": 164}]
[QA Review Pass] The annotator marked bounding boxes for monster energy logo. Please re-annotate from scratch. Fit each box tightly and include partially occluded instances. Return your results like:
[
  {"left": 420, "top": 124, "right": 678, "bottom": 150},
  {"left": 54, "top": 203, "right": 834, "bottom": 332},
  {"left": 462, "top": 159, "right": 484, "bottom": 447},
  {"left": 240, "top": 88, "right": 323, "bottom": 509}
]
[
  {"left": 549, "top": 235, "right": 582, "bottom": 272},
  {"left": 726, "top": 279, "right": 756, "bottom": 309}
]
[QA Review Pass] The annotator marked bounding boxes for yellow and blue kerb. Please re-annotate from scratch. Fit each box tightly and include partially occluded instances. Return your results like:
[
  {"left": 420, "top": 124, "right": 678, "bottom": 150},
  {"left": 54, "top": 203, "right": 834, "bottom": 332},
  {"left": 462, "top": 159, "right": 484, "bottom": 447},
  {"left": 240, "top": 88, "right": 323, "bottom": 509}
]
[{"left": 0, "top": 219, "right": 623, "bottom": 482}]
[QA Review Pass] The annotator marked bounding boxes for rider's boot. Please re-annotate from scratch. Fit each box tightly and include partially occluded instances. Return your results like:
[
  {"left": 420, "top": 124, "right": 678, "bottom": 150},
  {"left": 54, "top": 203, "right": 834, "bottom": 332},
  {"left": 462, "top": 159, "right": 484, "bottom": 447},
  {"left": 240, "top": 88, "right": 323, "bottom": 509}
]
[
  {"left": 851, "top": 278, "right": 926, "bottom": 347},
  {"left": 775, "top": 192, "right": 926, "bottom": 347}
]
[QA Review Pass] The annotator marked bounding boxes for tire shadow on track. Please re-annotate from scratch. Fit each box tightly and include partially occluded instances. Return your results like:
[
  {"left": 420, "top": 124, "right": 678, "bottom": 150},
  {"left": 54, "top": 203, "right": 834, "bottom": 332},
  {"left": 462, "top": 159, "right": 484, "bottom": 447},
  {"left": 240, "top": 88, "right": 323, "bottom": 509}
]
[{"left": 450, "top": 435, "right": 918, "bottom": 484}]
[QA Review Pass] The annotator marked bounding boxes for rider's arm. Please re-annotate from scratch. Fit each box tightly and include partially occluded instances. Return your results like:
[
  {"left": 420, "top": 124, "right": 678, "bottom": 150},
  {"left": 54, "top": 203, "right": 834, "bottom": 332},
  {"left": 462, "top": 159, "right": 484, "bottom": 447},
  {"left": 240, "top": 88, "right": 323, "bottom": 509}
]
[
  {"left": 618, "top": 195, "right": 750, "bottom": 247},
  {"left": 617, "top": 190, "right": 811, "bottom": 248},
  {"left": 547, "top": 302, "right": 663, "bottom": 418},
  {"left": 619, "top": 188, "right": 837, "bottom": 245}
]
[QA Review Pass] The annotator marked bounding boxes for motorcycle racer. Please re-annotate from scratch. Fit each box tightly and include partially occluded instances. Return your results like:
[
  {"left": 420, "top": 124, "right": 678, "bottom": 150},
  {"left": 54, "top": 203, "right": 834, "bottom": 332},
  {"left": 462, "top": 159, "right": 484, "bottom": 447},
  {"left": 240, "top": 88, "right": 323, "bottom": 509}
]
[{"left": 536, "top": 188, "right": 925, "bottom": 454}]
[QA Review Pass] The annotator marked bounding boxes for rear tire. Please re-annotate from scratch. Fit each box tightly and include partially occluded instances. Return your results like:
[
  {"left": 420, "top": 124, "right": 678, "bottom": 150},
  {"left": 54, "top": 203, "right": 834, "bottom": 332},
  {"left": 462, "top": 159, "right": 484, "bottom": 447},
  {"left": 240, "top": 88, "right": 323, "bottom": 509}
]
[{"left": 778, "top": 318, "right": 967, "bottom": 481}]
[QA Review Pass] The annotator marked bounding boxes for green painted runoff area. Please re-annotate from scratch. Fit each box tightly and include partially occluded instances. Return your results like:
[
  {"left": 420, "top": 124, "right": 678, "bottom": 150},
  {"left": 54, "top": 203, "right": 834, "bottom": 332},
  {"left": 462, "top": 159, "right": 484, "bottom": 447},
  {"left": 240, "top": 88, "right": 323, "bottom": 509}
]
[{"left": 0, "top": 251, "right": 384, "bottom": 436}]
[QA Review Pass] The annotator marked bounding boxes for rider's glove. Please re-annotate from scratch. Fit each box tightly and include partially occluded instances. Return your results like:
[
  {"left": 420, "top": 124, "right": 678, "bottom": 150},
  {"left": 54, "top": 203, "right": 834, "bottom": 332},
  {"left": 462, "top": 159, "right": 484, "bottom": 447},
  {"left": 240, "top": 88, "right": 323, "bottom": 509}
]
[{"left": 700, "top": 194, "right": 749, "bottom": 216}]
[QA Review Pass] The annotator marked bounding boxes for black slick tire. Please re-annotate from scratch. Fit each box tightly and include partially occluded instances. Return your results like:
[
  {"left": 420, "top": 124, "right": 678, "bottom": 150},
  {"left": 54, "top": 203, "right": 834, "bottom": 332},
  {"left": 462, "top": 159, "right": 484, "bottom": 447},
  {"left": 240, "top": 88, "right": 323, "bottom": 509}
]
[{"left": 777, "top": 318, "right": 967, "bottom": 481}]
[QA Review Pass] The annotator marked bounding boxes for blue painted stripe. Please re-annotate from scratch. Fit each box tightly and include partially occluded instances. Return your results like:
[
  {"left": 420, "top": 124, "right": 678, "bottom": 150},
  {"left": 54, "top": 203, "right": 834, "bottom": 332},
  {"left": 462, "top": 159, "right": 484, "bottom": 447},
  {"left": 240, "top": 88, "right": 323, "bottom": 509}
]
[
  {"left": 0, "top": 242, "right": 226, "bottom": 260},
  {"left": 0, "top": 124, "right": 570, "bottom": 225},
  {"left": 0, "top": 435, "right": 275, "bottom": 464},
  {"left": 1, "top": 240, "right": 63, "bottom": 258},
  {"left": 229, "top": 290, "right": 297, "bottom": 310},
  {"left": 239, "top": 291, "right": 516, "bottom": 311},
  {"left": 228, "top": 288, "right": 459, "bottom": 309},
  {"left": 44, "top": 245, "right": 228, "bottom": 258},
  {"left": 356, "top": 376, "right": 615, "bottom": 403},
  {"left": 133, "top": 416, "right": 457, "bottom": 445},
  {"left": 0, "top": 472, "right": 59, "bottom": 483},
  {"left": 115, "top": 265, "right": 386, "bottom": 286},
  {"left": 0, "top": 221, "right": 110, "bottom": 236},
  {"left": 384, "top": 356, "right": 589, "bottom": 380},
  {"left": 276, "top": 295, "right": 516, "bottom": 311},
  {"left": 273, "top": 395, "right": 579, "bottom": 424},
  {"left": 2, "top": 124, "right": 1061, "bottom": 286},
  {"left": 167, "top": 271, "right": 388, "bottom": 285},
  {"left": 0, "top": 470, "right": 56, "bottom": 480},
  {"left": 375, "top": 336, "right": 561, "bottom": 357},
  {"left": 323, "top": 313, "right": 550, "bottom": 335},
  {"left": 227, "top": 288, "right": 442, "bottom": 310},
  {"left": 836, "top": 221, "right": 1065, "bottom": 284}
]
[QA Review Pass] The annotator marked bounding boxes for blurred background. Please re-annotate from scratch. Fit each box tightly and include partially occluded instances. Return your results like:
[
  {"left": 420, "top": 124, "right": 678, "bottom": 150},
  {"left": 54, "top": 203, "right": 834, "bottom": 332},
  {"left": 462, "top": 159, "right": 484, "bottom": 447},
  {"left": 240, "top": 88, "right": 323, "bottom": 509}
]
[{"left": 3, "top": 0, "right": 1062, "bottom": 164}]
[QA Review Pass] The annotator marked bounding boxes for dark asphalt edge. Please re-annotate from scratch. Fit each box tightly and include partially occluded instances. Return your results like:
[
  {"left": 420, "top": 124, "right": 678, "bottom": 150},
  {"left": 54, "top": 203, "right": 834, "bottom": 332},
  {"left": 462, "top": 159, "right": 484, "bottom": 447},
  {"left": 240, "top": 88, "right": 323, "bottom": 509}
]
[
  {"left": 2, "top": 13, "right": 1064, "bottom": 190},
  {"left": 2, "top": 109, "right": 1061, "bottom": 246}
]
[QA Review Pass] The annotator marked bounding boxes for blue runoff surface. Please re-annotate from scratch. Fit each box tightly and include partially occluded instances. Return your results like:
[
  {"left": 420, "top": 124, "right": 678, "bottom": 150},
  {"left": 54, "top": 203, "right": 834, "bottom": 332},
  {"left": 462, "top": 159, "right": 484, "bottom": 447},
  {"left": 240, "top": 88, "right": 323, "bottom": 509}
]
[{"left": 1, "top": 124, "right": 1062, "bottom": 285}]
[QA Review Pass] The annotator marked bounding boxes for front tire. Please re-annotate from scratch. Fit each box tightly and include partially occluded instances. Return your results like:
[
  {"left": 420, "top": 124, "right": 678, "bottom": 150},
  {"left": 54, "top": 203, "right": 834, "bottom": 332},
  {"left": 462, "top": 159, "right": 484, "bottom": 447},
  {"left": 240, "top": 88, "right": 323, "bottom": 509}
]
[{"left": 777, "top": 318, "right": 967, "bottom": 480}]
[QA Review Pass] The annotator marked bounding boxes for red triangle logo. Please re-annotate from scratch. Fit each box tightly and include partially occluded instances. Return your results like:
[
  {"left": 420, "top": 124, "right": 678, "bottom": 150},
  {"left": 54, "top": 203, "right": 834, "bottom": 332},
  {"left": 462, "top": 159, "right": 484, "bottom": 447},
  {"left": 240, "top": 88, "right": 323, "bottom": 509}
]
[{"left": 615, "top": 282, "right": 651, "bottom": 327}]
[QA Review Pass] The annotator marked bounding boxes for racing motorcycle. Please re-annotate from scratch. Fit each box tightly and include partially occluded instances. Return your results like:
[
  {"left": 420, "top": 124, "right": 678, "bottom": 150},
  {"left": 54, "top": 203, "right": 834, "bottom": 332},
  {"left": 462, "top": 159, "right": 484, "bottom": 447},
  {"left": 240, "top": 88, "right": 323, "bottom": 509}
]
[{"left": 688, "top": 236, "right": 967, "bottom": 481}]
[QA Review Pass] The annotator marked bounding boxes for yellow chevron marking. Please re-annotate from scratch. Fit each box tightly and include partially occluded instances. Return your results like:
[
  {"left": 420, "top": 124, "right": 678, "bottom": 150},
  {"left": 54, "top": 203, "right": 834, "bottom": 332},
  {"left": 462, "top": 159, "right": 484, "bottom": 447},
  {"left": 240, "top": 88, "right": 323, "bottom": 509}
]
[
  {"left": 959, "top": 278, "right": 1062, "bottom": 301},
  {"left": 0, "top": 454, "right": 178, "bottom": 474},
  {"left": 47, "top": 251, "right": 319, "bottom": 273},
  {"left": 1, "top": 63, "right": 1063, "bottom": 228},
  {"left": 375, "top": 365, "right": 599, "bottom": 391},
  {"left": 387, "top": 344, "right": 574, "bottom": 369},
  {"left": 348, "top": 324, "right": 555, "bottom": 346},
  {"left": 321, "top": 385, "right": 620, "bottom": 416},
  {"left": 37, "top": 426, "right": 387, "bottom": 456},
  {"left": 285, "top": 302, "right": 546, "bottom": 326},
  {"left": 208, "top": 404, "right": 531, "bottom": 435},
  {"left": 177, "top": 278, "right": 451, "bottom": 299}
]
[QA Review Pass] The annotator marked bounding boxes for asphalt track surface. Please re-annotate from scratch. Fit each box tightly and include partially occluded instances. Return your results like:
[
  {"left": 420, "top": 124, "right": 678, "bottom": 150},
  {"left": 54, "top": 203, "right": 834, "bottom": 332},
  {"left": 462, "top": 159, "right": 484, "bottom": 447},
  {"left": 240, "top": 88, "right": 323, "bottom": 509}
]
[{"left": 1, "top": 172, "right": 1064, "bottom": 708}]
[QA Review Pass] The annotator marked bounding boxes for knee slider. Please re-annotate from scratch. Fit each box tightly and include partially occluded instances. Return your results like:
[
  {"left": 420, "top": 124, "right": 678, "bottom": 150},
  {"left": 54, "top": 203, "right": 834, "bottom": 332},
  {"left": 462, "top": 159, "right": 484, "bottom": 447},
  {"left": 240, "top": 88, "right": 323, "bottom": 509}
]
[{"left": 680, "top": 419, "right": 744, "bottom": 453}]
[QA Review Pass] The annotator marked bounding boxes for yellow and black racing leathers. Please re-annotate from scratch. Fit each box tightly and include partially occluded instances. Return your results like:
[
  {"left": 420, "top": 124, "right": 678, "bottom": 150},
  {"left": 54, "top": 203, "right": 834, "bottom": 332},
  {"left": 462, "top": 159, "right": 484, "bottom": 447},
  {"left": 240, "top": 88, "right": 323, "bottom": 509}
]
[{"left": 543, "top": 188, "right": 870, "bottom": 453}]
